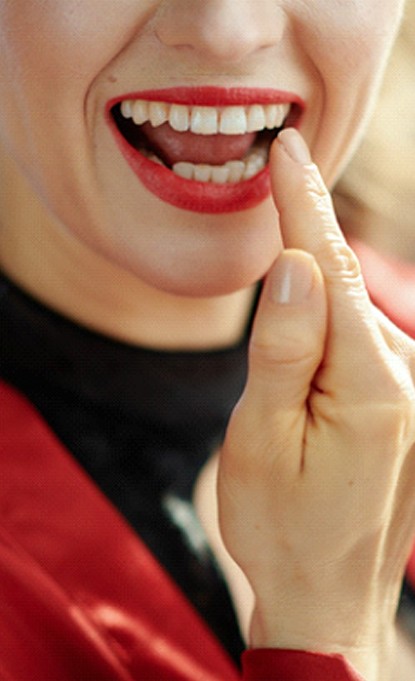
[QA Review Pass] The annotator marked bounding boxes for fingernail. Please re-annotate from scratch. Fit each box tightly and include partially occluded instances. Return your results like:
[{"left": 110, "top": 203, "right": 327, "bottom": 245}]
[
  {"left": 277, "top": 128, "right": 312, "bottom": 165},
  {"left": 271, "top": 252, "right": 314, "bottom": 304}
]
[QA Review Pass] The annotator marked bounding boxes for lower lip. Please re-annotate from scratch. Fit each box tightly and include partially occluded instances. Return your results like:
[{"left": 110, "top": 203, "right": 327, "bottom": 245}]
[{"left": 108, "top": 118, "right": 271, "bottom": 214}]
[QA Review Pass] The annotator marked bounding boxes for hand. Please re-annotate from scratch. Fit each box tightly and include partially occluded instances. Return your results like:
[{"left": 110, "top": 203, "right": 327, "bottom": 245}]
[{"left": 217, "top": 129, "right": 415, "bottom": 679}]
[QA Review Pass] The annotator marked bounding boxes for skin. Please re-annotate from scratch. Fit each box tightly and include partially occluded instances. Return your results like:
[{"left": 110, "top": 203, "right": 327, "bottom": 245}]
[{"left": 0, "top": 1, "right": 414, "bottom": 678}]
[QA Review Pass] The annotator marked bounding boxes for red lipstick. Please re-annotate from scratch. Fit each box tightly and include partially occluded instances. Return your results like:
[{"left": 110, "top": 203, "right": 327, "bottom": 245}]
[{"left": 106, "top": 87, "right": 304, "bottom": 214}]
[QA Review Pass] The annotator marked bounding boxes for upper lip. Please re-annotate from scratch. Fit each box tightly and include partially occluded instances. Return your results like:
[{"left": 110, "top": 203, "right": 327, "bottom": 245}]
[{"left": 107, "top": 86, "right": 305, "bottom": 108}]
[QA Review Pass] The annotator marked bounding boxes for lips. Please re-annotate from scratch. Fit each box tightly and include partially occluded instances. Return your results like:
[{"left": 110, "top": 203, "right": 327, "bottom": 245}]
[{"left": 106, "top": 87, "right": 304, "bottom": 213}]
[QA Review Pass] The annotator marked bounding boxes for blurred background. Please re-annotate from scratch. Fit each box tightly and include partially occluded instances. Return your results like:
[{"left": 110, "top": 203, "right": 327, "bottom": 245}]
[{"left": 334, "top": 0, "right": 415, "bottom": 263}]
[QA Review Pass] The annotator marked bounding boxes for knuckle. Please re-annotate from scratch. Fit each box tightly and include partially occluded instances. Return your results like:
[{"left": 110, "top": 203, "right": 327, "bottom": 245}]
[
  {"left": 303, "top": 170, "right": 363, "bottom": 284},
  {"left": 317, "top": 239, "right": 363, "bottom": 283},
  {"left": 304, "top": 173, "right": 340, "bottom": 231},
  {"left": 332, "top": 242, "right": 362, "bottom": 279},
  {"left": 304, "top": 168, "right": 330, "bottom": 205}
]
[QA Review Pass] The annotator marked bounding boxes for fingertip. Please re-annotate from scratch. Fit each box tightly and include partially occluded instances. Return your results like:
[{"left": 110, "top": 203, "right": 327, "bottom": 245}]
[
  {"left": 276, "top": 128, "right": 312, "bottom": 166},
  {"left": 269, "top": 129, "right": 318, "bottom": 212},
  {"left": 269, "top": 129, "right": 334, "bottom": 243},
  {"left": 269, "top": 129, "right": 314, "bottom": 183}
]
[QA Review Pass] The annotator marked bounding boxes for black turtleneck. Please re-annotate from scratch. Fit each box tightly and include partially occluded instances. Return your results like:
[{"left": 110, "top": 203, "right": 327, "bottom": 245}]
[{"left": 0, "top": 271, "right": 253, "bottom": 662}]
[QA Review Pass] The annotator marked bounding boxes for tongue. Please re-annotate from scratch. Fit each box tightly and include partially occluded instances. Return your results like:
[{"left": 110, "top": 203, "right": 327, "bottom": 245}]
[{"left": 141, "top": 122, "right": 256, "bottom": 166}]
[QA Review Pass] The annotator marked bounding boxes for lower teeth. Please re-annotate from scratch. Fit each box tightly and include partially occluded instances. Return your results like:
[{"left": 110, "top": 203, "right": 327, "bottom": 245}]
[{"left": 141, "top": 146, "right": 268, "bottom": 184}]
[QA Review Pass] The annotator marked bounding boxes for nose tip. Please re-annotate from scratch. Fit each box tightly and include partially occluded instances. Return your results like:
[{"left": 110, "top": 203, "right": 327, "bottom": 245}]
[{"left": 154, "top": 0, "right": 285, "bottom": 64}]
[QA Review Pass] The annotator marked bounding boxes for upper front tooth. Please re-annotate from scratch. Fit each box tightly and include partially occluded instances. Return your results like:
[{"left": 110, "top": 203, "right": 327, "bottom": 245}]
[
  {"left": 265, "top": 104, "right": 277, "bottom": 129},
  {"left": 169, "top": 104, "right": 190, "bottom": 132},
  {"left": 219, "top": 106, "right": 247, "bottom": 135},
  {"left": 265, "top": 103, "right": 289, "bottom": 129},
  {"left": 132, "top": 100, "right": 149, "bottom": 125},
  {"left": 149, "top": 101, "right": 169, "bottom": 127},
  {"left": 120, "top": 100, "right": 133, "bottom": 119},
  {"left": 190, "top": 106, "right": 219, "bottom": 135},
  {"left": 247, "top": 105, "right": 267, "bottom": 133}
]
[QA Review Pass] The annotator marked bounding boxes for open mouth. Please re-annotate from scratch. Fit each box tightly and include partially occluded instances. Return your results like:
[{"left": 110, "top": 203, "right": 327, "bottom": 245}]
[
  {"left": 112, "top": 99, "right": 295, "bottom": 184},
  {"left": 107, "top": 88, "right": 303, "bottom": 213}
]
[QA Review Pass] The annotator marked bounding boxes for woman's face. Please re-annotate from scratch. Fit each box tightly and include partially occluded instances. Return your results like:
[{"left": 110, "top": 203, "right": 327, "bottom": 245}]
[{"left": 0, "top": 0, "right": 404, "bottom": 296}]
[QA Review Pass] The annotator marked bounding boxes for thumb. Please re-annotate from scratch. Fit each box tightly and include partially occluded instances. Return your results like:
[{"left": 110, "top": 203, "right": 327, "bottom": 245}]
[{"left": 244, "top": 249, "right": 326, "bottom": 421}]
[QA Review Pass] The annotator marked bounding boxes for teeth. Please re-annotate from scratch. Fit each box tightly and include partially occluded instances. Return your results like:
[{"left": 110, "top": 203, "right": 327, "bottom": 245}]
[
  {"left": 118, "top": 98, "right": 289, "bottom": 183},
  {"left": 243, "top": 150, "right": 268, "bottom": 180},
  {"left": 149, "top": 101, "right": 169, "bottom": 127},
  {"left": 226, "top": 160, "right": 246, "bottom": 183},
  {"left": 169, "top": 104, "right": 190, "bottom": 132},
  {"left": 247, "top": 104, "right": 266, "bottom": 133},
  {"left": 211, "top": 165, "right": 230, "bottom": 184},
  {"left": 265, "top": 104, "right": 282, "bottom": 130},
  {"left": 171, "top": 147, "right": 268, "bottom": 184},
  {"left": 193, "top": 165, "right": 212, "bottom": 182},
  {"left": 173, "top": 162, "right": 194, "bottom": 180},
  {"left": 190, "top": 106, "right": 219, "bottom": 135},
  {"left": 131, "top": 100, "right": 148, "bottom": 125},
  {"left": 120, "top": 100, "right": 133, "bottom": 118},
  {"left": 119, "top": 99, "right": 290, "bottom": 135},
  {"left": 219, "top": 106, "right": 248, "bottom": 135}
]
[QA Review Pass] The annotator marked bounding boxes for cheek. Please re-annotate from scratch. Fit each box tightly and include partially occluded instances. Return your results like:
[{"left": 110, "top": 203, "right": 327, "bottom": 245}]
[
  {"left": 0, "top": 1, "right": 156, "bottom": 84},
  {"left": 296, "top": 0, "right": 403, "bottom": 87},
  {"left": 285, "top": 1, "right": 403, "bottom": 189},
  {"left": 0, "top": 2, "right": 152, "bottom": 189}
]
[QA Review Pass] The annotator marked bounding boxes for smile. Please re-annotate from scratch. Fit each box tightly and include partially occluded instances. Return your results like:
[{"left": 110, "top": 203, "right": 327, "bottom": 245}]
[{"left": 107, "top": 87, "right": 303, "bottom": 213}]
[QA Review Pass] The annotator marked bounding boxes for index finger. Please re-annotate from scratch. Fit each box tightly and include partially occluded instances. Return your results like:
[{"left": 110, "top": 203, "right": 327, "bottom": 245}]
[{"left": 269, "top": 128, "right": 391, "bottom": 399}]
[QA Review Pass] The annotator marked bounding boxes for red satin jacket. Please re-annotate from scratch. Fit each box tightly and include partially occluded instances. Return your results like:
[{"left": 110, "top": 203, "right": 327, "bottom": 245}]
[
  {"left": 0, "top": 381, "right": 363, "bottom": 680},
  {"left": 1, "top": 243, "right": 413, "bottom": 681}
]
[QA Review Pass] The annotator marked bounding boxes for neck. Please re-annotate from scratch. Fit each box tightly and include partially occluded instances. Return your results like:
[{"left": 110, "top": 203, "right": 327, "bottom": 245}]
[{"left": 0, "top": 161, "right": 255, "bottom": 352}]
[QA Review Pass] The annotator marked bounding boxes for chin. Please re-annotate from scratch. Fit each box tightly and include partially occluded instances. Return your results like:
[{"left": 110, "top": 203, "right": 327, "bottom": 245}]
[
  {"left": 70, "top": 182, "right": 282, "bottom": 300},
  {"left": 136, "top": 240, "right": 281, "bottom": 298}
]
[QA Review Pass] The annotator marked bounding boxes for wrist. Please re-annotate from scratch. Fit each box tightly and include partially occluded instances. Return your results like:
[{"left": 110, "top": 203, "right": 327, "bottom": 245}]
[{"left": 249, "top": 601, "right": 395, "bottom": 681}]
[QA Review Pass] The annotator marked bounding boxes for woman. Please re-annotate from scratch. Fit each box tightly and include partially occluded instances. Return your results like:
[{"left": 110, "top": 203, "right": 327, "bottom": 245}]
[{"left": 0, "top": 2, "right": 414, "bottom": 679}]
